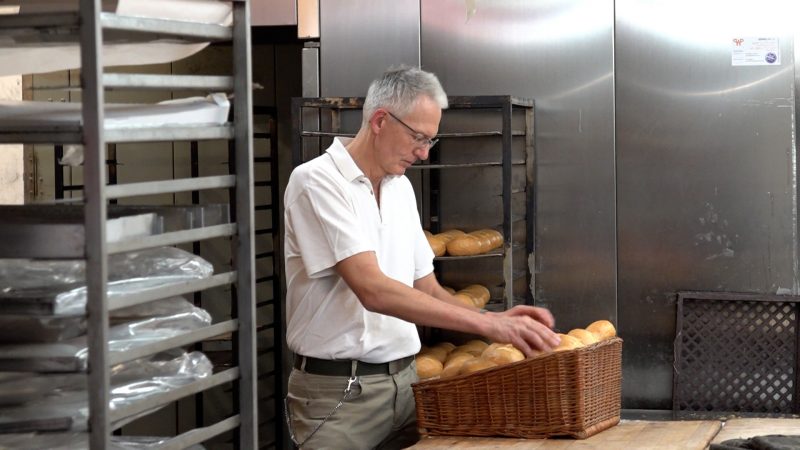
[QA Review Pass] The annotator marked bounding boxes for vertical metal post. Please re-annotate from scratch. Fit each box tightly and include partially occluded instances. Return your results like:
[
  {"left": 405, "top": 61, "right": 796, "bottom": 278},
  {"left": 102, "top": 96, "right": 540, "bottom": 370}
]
[
  {"left": 268, "top": 114, "right": 285, "bottom": 447},
  {"left": 501, "top": 98, "right": 513, "bottom": 309},
  {"left": 79, "top": 0, "right": 109, "bottom": 448},
  {"left": 291, "top": 97, "right": 303, "bottom": 168},
  {"left": 525, "top": 105, "right": 535, "bottom": 305},
  {"left": 232, "top": 1, "right": 257, "bottom": 447},
  {"left": 54, "top": 145, "right": 64, "bottom": 199}
]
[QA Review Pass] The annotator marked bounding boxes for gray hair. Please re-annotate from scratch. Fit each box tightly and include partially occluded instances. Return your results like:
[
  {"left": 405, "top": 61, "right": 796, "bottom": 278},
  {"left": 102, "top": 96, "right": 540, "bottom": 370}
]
[{"left": 362, "top": 66, "right": 448, "bottom": 125}]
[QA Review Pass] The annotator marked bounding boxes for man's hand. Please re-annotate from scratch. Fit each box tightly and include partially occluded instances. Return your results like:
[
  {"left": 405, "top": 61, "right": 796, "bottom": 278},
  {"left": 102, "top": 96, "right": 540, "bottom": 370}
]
[{"left": 484, "top": 306, "right": 560, "bottom": 357}]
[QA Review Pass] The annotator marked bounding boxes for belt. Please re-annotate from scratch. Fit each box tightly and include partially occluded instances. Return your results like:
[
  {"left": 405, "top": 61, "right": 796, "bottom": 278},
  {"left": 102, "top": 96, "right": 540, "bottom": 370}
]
[{"left": 293, "top": 354, "right": 415, "bottom": 377}]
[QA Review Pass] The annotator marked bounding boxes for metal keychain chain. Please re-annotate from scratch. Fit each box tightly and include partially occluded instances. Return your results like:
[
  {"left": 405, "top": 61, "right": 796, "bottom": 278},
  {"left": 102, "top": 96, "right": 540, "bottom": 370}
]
[{"left": 285, "top": 375, "right": 360, "bottom": 448}]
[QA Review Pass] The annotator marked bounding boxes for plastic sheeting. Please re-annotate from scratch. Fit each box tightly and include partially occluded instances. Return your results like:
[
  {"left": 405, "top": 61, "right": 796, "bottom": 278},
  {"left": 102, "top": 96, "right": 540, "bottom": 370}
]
[
  {"left": 0, "top": 247, "right": 213, "bottom": 315},
  {"left": 0, "top": 301, "right": 211, "bottom": 372},
  {"left": 0, "top": 94, "right": 230, "bottom": 131},
  {"left": 0, "top": 0, "right": 233, "bottom": 77},
  {"left": 0, "top": 351, "right": 213, "bottom": 432},
  {"left": 0, "top": 433, "right": 205, "bottom": 450}
]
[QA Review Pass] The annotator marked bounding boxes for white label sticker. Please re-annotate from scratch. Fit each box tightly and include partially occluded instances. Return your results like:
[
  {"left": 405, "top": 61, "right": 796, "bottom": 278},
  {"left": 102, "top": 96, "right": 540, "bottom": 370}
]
[{"left": 731, "top": 37, "right": 780, "bottom": 66}]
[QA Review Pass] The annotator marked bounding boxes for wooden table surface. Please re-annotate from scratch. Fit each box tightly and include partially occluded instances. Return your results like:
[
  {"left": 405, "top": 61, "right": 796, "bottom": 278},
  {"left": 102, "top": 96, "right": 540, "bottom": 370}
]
[{"left": 410, "top": 420, "right": 722, "bottom": 449}]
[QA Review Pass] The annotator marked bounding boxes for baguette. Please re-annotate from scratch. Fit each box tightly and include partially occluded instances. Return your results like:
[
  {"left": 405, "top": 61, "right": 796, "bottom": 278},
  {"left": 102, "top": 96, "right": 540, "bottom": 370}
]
[{"left": 446, "top": 234, "right": 482, "bottom": 256}]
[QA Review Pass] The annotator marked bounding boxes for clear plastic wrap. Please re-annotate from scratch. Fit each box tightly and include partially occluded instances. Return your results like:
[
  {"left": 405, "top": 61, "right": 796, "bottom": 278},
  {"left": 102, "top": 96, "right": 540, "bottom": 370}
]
[
  {"left": 0, "top": 247, "right": 213, "bottom": 315},
  {"left": 0, "top": 352, "right": 213, "bottom": 433},
  {"left": 0, "top": 433, "right": 206, "bottom": 450},
  {"left": 0, "top": 296, "right": 203, "bottom": 344},
  {"left": 0, "top": 304, "right": 212, "bottom": 372}
]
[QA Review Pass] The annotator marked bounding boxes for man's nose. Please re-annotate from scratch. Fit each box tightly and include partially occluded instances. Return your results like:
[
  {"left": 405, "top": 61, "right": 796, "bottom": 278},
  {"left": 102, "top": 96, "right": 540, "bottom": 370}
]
[{"left": 415, "top": 146, "right": 430, "bottom": 160}]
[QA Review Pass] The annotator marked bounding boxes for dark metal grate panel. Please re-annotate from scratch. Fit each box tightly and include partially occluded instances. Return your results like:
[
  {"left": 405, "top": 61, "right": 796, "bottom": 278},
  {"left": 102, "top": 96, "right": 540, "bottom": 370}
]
[{"left": 674, "top": 291, "right": 800, "bottom": 416}]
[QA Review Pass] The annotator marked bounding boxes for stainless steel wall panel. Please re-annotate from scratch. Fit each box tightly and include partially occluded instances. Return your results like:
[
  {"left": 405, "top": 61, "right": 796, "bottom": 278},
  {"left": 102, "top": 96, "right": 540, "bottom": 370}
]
[
  {"left": 319, "top": 0, "right": 420, "bottom": 97},
  {"left": 421, "top": 0, "right": 617, "bottom": 329},
  {"left": 616, "top": 0, "right": 797, "bottom": 409}
]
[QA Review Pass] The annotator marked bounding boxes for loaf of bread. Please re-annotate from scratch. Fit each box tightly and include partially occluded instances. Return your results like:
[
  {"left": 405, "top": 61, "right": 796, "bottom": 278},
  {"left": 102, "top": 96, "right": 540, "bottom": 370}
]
[
  {"left": 459, "top": 284, "right": 490, "bottom": 308},
  {"left": 427, "top": 235, "right": 446, "bottom": 257},
  {"left": 446, "top": 234, "right": 483, "bottom": 256},
  {"left": 568, "top": 328, "right": 599, "bottom": 346},
  {"left": 416, "top": 354, "right": 443, "bottom": 379},
  {"left": 453, "top": 293, "right": 476, "bottom": 308},
  {"left": 586, "top": 320, "right": 616, "bottom": 340},
  {"left": 445, "top": 229, "right": 503, "bottom": 256},
  {"left": 435, "top": 229, "right": 466, "bottom": 244},
  {"left": 468, "top": 229, "right": 503, "bottom": 252}
]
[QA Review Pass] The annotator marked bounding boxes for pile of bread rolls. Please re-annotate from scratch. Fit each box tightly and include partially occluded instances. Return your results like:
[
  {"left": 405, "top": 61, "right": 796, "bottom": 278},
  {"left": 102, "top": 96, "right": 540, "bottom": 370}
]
[
  {"left": 554, "top": 319, "right": 617, "bottom": 352},
  {"left": 425, "top": 229, "right": 503, "bottom": 257},
  {"left": 416, "top": 339, "right": 525, "bottom": 380},
  {"left": 415, "top": 319, "right": 617, "bottom": 380}
]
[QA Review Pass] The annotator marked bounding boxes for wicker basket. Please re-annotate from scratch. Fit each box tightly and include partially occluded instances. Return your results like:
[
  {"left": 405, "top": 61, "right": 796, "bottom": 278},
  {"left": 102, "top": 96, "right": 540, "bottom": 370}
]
[{"left": 412, "top": 337, "right": 622, "bottom": 439}]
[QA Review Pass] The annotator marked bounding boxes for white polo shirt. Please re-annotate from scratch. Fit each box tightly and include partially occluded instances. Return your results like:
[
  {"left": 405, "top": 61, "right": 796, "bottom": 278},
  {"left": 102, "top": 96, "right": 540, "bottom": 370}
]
[{"left": 283, "top": 137, "right": 435, "bottom": 363}]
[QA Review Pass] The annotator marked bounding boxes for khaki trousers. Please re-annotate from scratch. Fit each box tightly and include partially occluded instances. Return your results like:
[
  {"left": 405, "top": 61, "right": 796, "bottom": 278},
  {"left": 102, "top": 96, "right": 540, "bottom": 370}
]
[{"left": 286, "top": 361, "right": 419, "bottom": 450}]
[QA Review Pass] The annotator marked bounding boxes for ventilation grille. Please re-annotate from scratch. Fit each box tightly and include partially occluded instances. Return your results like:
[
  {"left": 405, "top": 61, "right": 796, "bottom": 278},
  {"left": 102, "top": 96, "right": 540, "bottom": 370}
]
[{"left": 674, "top": 292, "right": 799, "bottom": 416}]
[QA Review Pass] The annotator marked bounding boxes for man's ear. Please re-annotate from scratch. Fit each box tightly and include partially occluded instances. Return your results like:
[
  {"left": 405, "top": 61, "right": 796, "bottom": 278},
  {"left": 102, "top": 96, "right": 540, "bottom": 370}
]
[{"left": 369, "top": 109, "right": 387, "bottom": 135}]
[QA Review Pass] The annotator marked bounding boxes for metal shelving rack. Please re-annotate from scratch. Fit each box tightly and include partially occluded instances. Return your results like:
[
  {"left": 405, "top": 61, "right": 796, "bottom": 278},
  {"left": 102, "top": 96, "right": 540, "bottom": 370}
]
[
  {"left": 0, "top": 1, "right": 257, "bottom": 448},
  {"left": 291, "top": 95, "right": 535, "bottom": 310}
]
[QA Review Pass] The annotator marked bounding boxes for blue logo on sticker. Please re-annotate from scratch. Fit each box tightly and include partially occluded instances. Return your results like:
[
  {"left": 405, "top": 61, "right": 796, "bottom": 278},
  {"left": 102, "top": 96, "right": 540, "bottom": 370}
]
[{"left": 765, "top": 52, "right": 777, "bottom": 63}]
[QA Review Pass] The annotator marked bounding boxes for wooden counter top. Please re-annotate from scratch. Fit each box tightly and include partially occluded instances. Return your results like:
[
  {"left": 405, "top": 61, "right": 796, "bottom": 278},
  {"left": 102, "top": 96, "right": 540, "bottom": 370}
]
[{"left": 410, "top": 420, "right": 722, "bottom": 449}]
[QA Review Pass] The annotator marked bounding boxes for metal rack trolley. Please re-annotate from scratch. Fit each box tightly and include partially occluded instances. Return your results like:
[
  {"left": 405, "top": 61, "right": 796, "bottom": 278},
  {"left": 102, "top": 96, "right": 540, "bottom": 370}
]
[
  {"left": 291, "top": 95, "right": 535, "bottom": 310},
  {"left": 0, "top": 1, "right": 257, "bottom": 448}
]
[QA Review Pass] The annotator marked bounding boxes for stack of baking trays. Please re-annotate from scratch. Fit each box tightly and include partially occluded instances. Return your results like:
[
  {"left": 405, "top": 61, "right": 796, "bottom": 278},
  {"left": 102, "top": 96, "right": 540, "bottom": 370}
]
[{"left": 0, "top": 205, "right": 228, "bottom": 448}]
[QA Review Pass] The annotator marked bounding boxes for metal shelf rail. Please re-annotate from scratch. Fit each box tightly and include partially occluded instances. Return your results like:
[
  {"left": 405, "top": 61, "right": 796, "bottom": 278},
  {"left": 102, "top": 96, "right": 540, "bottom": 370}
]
[
  {"left": 291, "top": 95, "right": 535, "bottom": 311},
  {"left": 0, "top": 1, "right": 257, "bottom": 448}
]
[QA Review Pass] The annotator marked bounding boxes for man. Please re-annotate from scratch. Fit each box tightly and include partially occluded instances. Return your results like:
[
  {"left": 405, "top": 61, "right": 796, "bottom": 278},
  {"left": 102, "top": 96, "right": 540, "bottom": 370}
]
[{"left": 283, "top": 66, "right": 559, "bottom": 449}]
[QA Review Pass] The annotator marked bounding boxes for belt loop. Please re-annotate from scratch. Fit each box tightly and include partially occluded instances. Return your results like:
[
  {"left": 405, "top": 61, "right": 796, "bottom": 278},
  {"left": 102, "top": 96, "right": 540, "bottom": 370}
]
[
  {"left": 300, "top": 355, "right": 307, "bottom": 372},
  {"left": 350, "top": 360, "right": 358, "bottom": 377}
]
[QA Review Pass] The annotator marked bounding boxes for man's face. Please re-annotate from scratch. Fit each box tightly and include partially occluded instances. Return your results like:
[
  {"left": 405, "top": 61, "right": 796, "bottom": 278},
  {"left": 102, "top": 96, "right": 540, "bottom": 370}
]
[{"left": 374, "top": 95, "right": 442, "bottom": 176}]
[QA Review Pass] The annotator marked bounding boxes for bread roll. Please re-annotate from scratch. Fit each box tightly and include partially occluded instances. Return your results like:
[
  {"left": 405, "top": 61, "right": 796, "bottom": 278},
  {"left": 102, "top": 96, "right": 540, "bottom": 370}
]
[
  {"left": 481, "top": 342, "right": 505, "bottom": 356},
  {"left": 423, "top": 230, "right": 433, "bottom": 238},
  {"left": 456, "top": 290, "right": 482, "bottom": 308},
  {"left": 450, "top": 346, "right": 483, "bottom": 358},
  {"left": 459, "top": 357, "right": 498, "bottom": 375},
  {"left": 464, "top": 339, "right": 489, "bottom": 351},
  {"left": 568, "top": 328, "right": 599, "bottom": 346},
  {"left": 427, "top": 236, "right": 446, "bottom": 257},
  {"left": 435, "top": 229, "right": 466, "bottom": 244},
  {"left": 483, "top": 344, "right": 525, "bottom": 366},
  {"left": 453, "top": 293, "right": 475, "bottom": 308},
  {"left": 553, "top": 333, "right": 584, "bottom": 352},
  {"left": 416, "top": 355, "right": 443, "bottom": 379},
  {"left": 420, "top": 346, "right": 448, "bottom": 363},
  {"left": 433, "top": 342, "right": 456, "bottom": 354},
  {"left": 446, "top": 235, "right": 483, "bottom": 256},
  {"left": 460, "top": 284, "right": 490, "bottom": 307},
  {"left": 586, "top": 320, "right": 616, "bottom": 340},
  {"left": 441, "top": 353, "right": 474, "bottom": 378}
]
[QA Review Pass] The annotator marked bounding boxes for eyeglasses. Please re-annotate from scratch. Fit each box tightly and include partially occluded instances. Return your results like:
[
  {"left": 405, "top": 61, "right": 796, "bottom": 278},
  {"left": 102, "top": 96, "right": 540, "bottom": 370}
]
[{"left": 385, "top": 111, "right": 439, "bottom": 149}]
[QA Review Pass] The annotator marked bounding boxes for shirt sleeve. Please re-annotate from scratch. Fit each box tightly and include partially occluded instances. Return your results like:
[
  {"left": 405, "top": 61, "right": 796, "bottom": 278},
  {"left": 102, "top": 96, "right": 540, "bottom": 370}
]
[{"left": 286, "top": 178, "right": 375, "bottom": 278}]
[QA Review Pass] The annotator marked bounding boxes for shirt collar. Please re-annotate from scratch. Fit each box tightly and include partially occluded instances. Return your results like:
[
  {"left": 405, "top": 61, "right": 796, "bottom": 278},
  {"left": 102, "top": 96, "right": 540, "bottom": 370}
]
[
  {"left": 326, "top": 137, "right": 364, "bottom": 183},
  {"left": 326, "top": 136, "right": 402, "bottom": 184}
]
